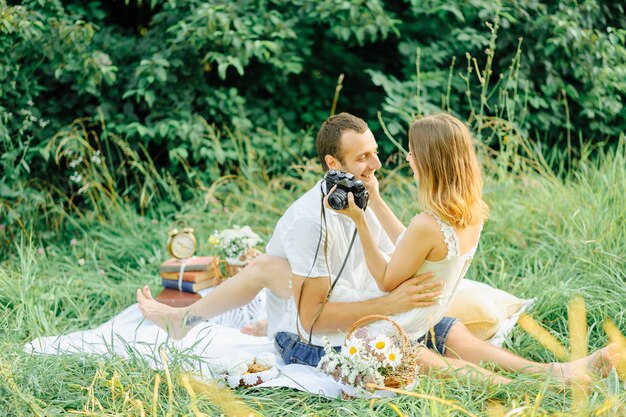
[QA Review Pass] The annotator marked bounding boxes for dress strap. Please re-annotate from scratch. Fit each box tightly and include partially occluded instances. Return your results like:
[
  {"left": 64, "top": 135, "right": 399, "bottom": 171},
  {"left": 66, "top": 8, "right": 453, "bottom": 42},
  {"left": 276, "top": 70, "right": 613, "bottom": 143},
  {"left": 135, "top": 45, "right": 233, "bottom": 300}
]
[{"left": 424, "top": 211, "right": 460, "bottom": 259}]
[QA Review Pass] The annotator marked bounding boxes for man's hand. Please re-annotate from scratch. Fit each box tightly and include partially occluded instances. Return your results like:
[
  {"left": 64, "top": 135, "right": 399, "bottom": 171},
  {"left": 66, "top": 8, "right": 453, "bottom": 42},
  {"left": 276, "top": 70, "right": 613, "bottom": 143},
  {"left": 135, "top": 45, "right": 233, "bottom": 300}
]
[{"left": 384, "top": 272, "right": 443, "bottom": 314}]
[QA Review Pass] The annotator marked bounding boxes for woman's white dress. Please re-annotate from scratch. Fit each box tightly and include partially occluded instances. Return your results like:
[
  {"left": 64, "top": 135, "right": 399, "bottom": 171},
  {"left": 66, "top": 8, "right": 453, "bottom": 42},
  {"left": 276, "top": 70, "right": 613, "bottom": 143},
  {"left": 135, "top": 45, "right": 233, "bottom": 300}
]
[{"left": 337, "top": 211, "right": 481, "bottom": 339}]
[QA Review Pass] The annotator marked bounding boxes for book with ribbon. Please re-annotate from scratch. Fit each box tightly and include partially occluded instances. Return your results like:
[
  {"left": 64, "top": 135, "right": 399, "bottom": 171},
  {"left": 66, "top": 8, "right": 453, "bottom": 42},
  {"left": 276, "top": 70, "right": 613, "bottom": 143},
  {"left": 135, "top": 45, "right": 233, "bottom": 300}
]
[
  {"left": 161, "top": 278, "right": 213, "bottom": 292},
  {"left": 156, "top": 288, "right": 201, "bottom": 307},
  {"left": 159, "top": 256, "right": 220, "bottom": 274},
  {"left": 158, "top": 256, "right": 223, "bottom": 293},
  {"left": 160, "top": 270, "right": 214, "bottom": 283}
]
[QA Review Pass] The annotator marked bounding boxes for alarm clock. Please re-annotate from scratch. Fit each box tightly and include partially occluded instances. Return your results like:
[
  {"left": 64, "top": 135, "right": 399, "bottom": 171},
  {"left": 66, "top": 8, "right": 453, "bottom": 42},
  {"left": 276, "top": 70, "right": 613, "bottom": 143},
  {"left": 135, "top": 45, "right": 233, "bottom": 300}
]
[{"left": 166, "top": 228, "right": 197, "bottom": 259}]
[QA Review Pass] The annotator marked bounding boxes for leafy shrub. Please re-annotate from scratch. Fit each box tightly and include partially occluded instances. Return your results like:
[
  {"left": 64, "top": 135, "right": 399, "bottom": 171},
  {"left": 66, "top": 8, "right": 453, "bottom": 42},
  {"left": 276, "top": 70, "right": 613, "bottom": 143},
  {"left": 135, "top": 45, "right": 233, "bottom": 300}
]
[
  {"left": 371, "top": 0, "right": 626, "bottom": 146},
  {"left": 1, "top": 0, "right": 624, "bottom": 242}
]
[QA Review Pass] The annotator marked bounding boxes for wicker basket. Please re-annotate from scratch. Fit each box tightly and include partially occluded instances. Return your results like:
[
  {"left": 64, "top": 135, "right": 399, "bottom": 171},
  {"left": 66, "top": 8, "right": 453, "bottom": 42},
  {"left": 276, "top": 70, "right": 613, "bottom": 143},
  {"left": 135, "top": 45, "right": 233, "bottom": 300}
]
[
  {"left": 222, "top": 249, "right": 261, "bottom": 278},
  {"left": 220, "top": 258, "right": 248, "bottom": 278},
  {"left": 347, "top": 314, "right": 421, "bottom": 388}
]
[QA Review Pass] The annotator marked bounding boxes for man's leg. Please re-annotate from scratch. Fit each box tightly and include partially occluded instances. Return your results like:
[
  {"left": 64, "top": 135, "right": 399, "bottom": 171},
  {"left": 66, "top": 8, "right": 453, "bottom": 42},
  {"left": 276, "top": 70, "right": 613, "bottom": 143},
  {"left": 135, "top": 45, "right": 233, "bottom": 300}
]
[
  {"left": 137, "top": 254, "right": 291, "bottom": 338},
  {"left": 442, "top": 321, "right": 616, "bottom": 383}
]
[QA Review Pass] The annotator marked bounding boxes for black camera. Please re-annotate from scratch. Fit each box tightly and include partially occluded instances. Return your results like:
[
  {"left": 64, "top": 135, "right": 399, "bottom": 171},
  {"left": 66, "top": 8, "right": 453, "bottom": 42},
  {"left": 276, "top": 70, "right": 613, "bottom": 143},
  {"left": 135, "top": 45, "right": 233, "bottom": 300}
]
[{"left": 324, "top": 170, "right": 369, "bottom": 210}]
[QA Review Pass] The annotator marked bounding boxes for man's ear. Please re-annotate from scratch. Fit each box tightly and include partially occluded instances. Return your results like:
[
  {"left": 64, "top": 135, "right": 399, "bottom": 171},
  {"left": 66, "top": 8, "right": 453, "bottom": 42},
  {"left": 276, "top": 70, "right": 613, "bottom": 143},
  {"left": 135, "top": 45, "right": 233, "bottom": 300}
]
[{"left": 325, "top": 154, "right": 340, "bottom": 170}]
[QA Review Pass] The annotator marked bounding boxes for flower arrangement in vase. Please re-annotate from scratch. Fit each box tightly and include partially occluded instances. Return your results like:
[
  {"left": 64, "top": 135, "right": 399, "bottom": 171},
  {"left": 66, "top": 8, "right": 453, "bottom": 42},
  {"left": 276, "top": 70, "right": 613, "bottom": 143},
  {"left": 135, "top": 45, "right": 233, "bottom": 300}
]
[{"left": 208, "top": 225, "right": 262, "bottom": 275}]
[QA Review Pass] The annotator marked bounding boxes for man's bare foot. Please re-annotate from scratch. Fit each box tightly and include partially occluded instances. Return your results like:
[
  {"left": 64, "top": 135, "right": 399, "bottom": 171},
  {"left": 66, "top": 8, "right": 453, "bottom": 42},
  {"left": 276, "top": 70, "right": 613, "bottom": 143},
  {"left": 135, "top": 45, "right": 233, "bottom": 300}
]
[
  {"left": 552, "top": 344, "right": 619, "bottom": 385},
  {"left": 136, "top": 286, "right": 198, "bottom": 339},
  {"left": 240, "top": 319, "right": 268, "bottom": 337}
]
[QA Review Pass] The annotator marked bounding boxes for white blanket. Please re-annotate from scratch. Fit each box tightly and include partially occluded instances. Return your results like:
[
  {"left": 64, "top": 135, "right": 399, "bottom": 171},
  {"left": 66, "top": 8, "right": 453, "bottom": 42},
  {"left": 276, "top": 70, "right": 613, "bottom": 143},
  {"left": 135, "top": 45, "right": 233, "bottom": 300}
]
[
  {"left": 24, "top": 290, "right": 349, "bottom": 397},
  {"left": 25, "top": 288, "right": 530, "bottom": 398}
]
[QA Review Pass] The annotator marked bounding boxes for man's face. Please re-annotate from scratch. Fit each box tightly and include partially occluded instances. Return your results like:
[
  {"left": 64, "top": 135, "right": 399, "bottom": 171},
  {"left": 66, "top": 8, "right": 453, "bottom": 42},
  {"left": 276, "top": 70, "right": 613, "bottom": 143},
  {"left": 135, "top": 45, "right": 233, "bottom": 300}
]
[{"left": 331, "top": 129, "right": 381, "bottom": 185}]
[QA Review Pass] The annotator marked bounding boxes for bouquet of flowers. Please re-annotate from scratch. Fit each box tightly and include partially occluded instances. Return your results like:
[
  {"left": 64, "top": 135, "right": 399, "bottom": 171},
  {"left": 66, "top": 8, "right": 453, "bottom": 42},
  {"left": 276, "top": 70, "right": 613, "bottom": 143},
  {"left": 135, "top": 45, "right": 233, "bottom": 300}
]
[
  {"left": 317, "top": 315, "right": 421, "bottom": 395},
  {"left": 208, "top": 225, "right": 262, "bottom": 263}
]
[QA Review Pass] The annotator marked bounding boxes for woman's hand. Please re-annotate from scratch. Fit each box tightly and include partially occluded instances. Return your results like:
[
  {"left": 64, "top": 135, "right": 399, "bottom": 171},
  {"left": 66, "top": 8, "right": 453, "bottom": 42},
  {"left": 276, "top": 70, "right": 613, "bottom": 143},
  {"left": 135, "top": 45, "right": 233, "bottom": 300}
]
[
  {"left": 363, "top": 173, "right": 381, "bottom": 201},
  {"left": 324, "top": 185, "right": 366, "bottom": 222}
]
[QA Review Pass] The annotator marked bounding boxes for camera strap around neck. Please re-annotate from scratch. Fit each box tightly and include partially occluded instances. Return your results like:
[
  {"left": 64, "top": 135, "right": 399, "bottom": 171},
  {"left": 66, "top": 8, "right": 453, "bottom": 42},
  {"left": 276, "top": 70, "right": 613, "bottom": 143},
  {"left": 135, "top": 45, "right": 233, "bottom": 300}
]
[{"left": 296, "top": 185, "right": 358, "bottom": 344}]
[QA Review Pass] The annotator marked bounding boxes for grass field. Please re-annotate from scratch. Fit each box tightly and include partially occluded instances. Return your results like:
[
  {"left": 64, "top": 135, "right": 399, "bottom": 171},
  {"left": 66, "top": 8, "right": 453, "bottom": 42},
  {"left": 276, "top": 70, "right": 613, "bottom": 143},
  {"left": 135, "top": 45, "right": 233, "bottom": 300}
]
[{"left": 0, "top": 136, "right": 625, "bottom": 416}]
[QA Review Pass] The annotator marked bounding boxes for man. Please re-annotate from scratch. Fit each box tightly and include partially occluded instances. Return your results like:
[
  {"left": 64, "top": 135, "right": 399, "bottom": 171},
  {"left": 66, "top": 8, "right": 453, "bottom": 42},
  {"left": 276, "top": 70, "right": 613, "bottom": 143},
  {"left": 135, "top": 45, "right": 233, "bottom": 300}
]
[{"left": 138, "top": 113, "right": 613, "bottom": 384}]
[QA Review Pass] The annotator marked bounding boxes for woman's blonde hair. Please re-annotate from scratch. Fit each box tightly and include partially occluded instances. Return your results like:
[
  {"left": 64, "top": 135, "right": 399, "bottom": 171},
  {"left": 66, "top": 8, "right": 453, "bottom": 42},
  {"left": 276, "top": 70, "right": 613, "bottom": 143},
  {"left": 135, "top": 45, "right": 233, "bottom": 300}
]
[{"left": 408, "top": 113, "right": 489, "bottom": 227}]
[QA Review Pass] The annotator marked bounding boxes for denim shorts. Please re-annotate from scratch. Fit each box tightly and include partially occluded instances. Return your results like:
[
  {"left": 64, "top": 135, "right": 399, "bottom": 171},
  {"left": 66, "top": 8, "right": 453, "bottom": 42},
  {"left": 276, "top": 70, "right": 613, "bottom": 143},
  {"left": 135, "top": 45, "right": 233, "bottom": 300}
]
[{"left": 274, "top": 316, "right": 458, "bottom": 367}]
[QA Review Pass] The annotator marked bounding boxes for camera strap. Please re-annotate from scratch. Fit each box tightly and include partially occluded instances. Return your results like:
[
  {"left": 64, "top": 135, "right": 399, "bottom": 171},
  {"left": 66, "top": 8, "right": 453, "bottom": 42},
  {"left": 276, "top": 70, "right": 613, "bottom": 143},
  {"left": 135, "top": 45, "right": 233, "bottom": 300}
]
[{"left": 296, "top": 184, "right": 358, "bottom": 345}]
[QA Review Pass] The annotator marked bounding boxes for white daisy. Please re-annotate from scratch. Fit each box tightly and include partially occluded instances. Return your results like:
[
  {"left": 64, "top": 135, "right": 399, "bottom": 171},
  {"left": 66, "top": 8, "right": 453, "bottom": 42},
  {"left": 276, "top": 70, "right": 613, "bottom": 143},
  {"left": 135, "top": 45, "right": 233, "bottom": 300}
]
[
  {"left": 341, "top": 337, "right": 363, "bottom": 358},
  {"left": 369, "top": 334, "right": 392, "bottom": 353},
  {"left": 385, "top": 347, "right": 403, "bottom": 368}
]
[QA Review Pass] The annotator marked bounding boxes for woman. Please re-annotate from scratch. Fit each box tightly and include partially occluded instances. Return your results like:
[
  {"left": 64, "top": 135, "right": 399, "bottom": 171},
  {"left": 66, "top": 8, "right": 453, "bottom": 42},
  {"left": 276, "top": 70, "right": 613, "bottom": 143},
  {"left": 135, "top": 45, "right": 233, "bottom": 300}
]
[{"left": 327, "top": 113, "right": 488, "bottom": 339}]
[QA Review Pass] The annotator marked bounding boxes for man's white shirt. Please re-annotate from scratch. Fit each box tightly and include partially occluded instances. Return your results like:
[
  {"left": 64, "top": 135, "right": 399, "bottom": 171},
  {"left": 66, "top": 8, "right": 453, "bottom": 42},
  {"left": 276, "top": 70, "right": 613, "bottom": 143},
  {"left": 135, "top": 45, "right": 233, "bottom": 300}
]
[{"left": 265, "top": 181, "right": 394, "bottom": 346}]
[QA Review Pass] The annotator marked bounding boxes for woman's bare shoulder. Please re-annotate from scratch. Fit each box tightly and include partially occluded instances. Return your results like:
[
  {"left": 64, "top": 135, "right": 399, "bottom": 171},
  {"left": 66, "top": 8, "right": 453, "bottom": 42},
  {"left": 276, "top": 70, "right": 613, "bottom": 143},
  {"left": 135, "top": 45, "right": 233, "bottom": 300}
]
[{"left": 406, "top": 212, "right": 440, "bottom": 235}]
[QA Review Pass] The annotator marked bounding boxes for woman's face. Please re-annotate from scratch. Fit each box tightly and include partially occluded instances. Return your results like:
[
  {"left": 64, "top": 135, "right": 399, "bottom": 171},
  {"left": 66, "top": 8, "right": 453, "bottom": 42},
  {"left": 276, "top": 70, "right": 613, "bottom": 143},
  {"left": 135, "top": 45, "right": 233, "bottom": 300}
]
[{"left": 406, "top": 150, "right": 419, "bottom": 181}]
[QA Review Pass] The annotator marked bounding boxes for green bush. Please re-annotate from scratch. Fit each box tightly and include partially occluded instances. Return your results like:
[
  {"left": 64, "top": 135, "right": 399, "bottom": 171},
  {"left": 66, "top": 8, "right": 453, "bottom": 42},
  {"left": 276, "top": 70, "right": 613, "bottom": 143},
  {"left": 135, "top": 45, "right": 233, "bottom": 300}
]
[
  {"left": 370, "top": 0, "right": 626, "bottom": 143},
  {"left": 3, "top": 0, "right": 624, "bottom": 173},
  {"left": 1, "top": 0, "right": 624, "bottom": 239}
]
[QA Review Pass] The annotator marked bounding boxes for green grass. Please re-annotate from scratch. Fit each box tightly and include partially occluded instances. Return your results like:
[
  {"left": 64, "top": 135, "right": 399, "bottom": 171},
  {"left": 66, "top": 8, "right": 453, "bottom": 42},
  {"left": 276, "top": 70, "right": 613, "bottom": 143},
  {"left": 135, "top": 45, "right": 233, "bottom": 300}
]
[{"left": 1, "top": 139, "right": 625, "bottom": 416}]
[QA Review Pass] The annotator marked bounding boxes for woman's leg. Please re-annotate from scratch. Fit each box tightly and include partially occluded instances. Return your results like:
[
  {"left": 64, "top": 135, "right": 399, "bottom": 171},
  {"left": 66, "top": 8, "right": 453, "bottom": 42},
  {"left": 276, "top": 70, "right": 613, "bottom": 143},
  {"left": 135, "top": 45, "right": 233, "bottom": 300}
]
[
  {"left": 418, "top": 345, "right": 512, "bottom": 385},
  {"left": 137, "top": 254, "right": 291, "bottom": 339},
  {"left": 442, "top": 321, "right": 617, "bottom": 384}
]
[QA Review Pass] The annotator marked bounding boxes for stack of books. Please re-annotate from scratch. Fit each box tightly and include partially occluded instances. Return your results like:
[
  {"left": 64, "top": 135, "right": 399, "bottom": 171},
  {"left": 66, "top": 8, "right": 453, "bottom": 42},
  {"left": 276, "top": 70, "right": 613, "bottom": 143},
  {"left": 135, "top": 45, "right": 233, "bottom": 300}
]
[
  {"left": 156, "top": 256, "right": 221, "bottom": 308},
  {"left": 159, "top": 256, "right": 222, "bottom": 293}
]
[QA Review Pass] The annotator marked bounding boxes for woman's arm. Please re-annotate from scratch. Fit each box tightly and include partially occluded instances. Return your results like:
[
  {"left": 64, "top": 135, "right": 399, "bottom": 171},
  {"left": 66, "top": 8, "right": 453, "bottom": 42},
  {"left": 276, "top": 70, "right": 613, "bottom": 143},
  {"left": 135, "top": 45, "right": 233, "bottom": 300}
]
[
  {"left": 353, "top": 213, "right": 436, "bottom": 292},
  {"left": 367, "top": 194, "right": 406, "bottom": 244},
  {"left": 363, "top": 175, "right": 406, "bottom": 244},
  {"left": 333, "top": 193, "right": 437, "bottom": 292}
]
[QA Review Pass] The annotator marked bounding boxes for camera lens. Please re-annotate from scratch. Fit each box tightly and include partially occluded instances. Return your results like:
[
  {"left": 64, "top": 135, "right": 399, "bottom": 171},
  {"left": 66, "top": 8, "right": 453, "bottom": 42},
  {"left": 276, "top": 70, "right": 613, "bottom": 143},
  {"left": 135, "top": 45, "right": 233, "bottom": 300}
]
[{"left": 328, "top": 189, "right": 348, "bottom": 210}]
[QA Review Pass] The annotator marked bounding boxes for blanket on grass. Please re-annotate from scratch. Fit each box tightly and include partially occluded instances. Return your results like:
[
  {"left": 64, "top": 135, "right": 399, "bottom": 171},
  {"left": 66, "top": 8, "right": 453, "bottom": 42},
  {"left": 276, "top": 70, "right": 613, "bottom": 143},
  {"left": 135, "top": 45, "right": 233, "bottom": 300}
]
[{"left": 24, "top": 285, "right": 531, "bottom": 398}]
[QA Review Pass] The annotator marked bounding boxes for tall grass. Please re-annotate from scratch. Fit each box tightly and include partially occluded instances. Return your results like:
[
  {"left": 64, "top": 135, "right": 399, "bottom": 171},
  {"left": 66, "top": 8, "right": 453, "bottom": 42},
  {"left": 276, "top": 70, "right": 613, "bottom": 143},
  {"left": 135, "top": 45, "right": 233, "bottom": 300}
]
[
  {"left": 1, "top": 133, "right": 625, "bottom": 415},
  {"left": 1, "top": 13, "right": 625, "bottom": 414}
]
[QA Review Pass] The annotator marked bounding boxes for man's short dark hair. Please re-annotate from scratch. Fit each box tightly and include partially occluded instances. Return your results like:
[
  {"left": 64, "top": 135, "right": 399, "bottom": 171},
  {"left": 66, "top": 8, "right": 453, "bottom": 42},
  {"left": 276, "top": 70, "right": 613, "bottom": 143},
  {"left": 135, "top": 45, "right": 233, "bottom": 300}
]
[{"left": 316, "top": 112, "right": 368, "bottom": 171}]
